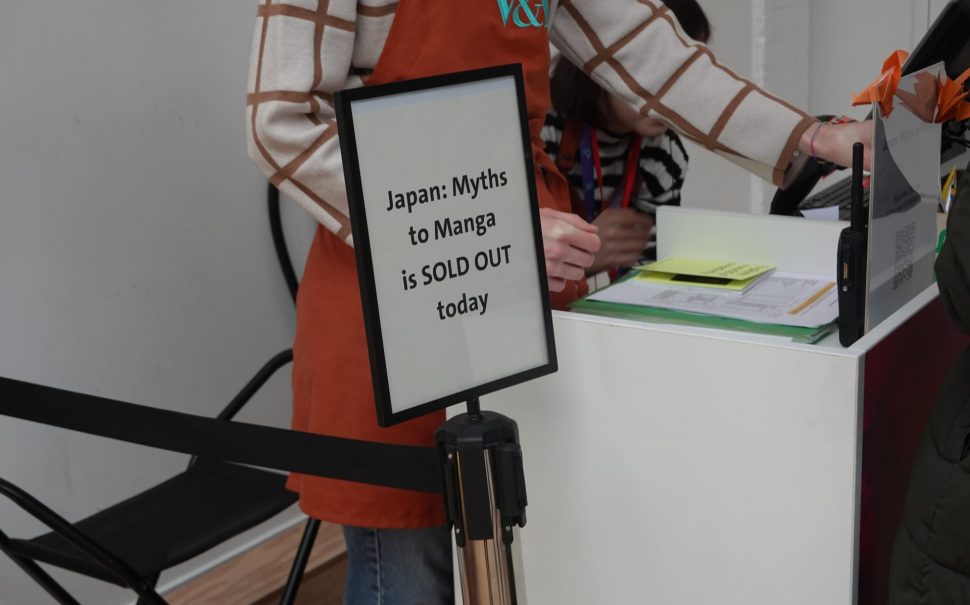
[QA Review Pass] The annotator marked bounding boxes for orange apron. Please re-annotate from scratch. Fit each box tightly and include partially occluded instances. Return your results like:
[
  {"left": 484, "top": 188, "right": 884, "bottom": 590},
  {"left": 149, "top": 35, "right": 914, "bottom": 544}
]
[{"left": 290, "top": 0, "right": 587, "bottom": 528}]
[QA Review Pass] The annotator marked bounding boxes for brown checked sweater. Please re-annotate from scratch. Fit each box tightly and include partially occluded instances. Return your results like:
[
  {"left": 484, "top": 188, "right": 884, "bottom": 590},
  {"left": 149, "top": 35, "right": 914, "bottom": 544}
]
[{"left": 246, "top": 0, "right": 816, "bottom": 242}]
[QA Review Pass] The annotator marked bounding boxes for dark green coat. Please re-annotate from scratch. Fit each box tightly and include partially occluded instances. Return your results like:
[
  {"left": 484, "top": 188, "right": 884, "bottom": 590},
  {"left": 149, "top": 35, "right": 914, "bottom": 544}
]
[{"left": 889, "top": 167, "right": 970, "bottom": 604}]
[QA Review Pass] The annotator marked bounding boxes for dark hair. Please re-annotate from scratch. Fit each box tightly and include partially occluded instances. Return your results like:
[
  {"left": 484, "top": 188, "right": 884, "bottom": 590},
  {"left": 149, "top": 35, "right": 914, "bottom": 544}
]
[
  {"left": 550, "top": 0, "right": 712, "bottom": 127},
  {"left": 664, "top": 0, "right": 712, "bottom": 43}
]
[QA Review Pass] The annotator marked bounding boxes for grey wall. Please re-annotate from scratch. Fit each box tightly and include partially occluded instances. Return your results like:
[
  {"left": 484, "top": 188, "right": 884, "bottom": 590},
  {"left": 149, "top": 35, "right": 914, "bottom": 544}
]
[
  {"left": 808, "top": 0, "right": 946, "bottom": 117},
  {"left": 678, "top": 0, "right": 759, "bottom": 214},
  {"left": 0, "top": 2, "right": 314, "bottom": 603}
]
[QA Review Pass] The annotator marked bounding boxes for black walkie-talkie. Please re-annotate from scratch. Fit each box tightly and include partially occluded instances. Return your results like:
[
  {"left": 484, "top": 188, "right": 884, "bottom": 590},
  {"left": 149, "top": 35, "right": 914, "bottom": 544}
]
[{"left": 837, "top": 143, "right": 868, "bottom": 346}]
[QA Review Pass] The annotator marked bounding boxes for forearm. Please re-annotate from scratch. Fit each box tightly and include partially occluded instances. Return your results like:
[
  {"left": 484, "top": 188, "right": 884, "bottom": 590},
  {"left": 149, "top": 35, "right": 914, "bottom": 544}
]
[{"left": 551, "top": 0, "right": 815, "bottom": 186}]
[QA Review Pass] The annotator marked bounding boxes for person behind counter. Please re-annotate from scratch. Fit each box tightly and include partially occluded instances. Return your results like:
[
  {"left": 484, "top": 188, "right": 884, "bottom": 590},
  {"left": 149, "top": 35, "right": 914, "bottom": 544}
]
[
  {"left": 543, "top": 0, "right": 712, "bottom": 276},
  {"left": 889, "top": 165, "right": 970, "bottom": 604}
]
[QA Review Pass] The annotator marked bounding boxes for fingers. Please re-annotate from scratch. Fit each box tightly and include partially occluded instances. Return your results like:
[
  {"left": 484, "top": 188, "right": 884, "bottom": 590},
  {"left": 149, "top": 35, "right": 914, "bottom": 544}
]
[
  {"left": 603, "top": 229, "right": 651, "bottom": 254},
  {"left": 586, "top": 208, "right": 655, "bottom": 273},
  {"left": 600, "top": 244, "right": 646, "bottom": 268},
  {"left": 619, "top": 213, "right": 654, "bottom": 235},
  {"left": 543, "top": 238, "right": 595, "bottom": 276},
  {"left": 546, "top": 257, "right": 586, "bottom": 283},
  {"left": 540, "top": 208, "right": 602, "bottom": 256},
  {"left": 539, "top": 206, "right": 657, "bottom": 287},
  {"left": 548, "top": 221, "right": 601, "bottom": 255},
  {"left": 547, "top": 275, "right": 567, "bottom": 292},
  {"left": 539, "top": 208, "right": 603, "bottom": 285},
  {"left": 541, "top": 207, "right": 598, "bottom": 233},
  {"left": 563, "top": 226, "right": 602, "bottom": 255},
  {"left": 595, "top": 208, "right": 653, "bottom": 232},
  {"left": 608, "top": 244, "right": 648, "bottom": 266},
  {"left": 602, "top": 212, "right": 653, "bottom": 252}
]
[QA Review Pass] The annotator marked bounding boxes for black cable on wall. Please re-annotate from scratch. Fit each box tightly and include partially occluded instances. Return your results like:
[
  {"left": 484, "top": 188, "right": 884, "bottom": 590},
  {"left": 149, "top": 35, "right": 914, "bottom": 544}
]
[{"left": 268, "top": 183, "right": 300, "bottom": 303}]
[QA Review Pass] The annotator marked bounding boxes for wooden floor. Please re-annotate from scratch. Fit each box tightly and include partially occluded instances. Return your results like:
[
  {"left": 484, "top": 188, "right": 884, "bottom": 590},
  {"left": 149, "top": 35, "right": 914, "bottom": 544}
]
[
  {"left": 165, "top": 520, "right": 347, "bottom": 605},
  {"left": 253, "top": 555, "right": 347, "bottom": 605}
]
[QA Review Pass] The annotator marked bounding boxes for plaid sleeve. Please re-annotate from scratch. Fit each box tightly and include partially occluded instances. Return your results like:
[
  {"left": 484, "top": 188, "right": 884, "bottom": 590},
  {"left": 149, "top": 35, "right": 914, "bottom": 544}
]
[
  {"left": 551, "top": 0, "right": 817, "bottom": 187},
  {"left": 246, "top": 1, "right": 397, "bottom": 243}
]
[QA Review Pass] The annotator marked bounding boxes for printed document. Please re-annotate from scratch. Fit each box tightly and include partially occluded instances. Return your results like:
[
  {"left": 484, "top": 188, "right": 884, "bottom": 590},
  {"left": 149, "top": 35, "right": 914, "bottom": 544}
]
[{"left": 587, "top": 272, "right": 838, "bottom": 328}]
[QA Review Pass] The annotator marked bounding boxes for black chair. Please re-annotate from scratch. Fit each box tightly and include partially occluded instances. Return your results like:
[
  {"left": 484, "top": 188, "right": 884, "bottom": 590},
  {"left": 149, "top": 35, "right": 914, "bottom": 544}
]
[
  {"left": 0, "top": 185, "right": 324, "bottom": 604},
  {"left": 0, "top": 349, "right": 323, "bottom": 605}
]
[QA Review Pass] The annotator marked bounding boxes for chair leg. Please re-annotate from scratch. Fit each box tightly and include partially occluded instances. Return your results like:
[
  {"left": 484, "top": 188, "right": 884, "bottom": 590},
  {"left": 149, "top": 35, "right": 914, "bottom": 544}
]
[
  {"left": 134, "top": 572, "right": 167, "bottom": 605},
  {"left": 0, "top": 535, "right": 82, "bottom": 605},
  {"left": 279, "top": 518, "right": 321, "bottom": 605}
]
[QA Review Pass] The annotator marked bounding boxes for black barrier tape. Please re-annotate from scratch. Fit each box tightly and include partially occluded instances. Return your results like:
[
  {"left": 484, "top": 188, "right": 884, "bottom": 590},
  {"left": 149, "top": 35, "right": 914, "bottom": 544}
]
[{"left": 0, "top": 377, "right": 442, "bottom": 495}]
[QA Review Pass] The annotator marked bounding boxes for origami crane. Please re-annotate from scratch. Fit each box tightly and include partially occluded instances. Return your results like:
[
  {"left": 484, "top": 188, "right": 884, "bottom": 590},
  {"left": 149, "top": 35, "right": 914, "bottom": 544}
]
[
  {"left": 937, "top": 68, "right": 970, "bottom": 122},
  {"left": 852, "top": 50, "right": 908, "bottom": 117},
  {"left": 852, "top": 50, "right": 970, "bottom": 123}
]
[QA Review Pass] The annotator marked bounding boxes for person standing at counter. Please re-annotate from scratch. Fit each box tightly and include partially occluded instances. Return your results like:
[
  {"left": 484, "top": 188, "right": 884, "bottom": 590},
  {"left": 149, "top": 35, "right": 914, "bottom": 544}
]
[
  {"left": 889, "top": 167, "right": 970, "bottom": 604},
  {"left": 543, "top": 0, "right": 712, "bottom": 275},
  {"left": 246, "top": 2, "right": 873, "bottom": 603}
]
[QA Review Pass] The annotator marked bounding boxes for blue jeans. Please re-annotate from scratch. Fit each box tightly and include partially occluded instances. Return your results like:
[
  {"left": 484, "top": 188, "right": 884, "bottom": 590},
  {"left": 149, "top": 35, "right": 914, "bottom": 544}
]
[{"left": 342, "top": 525, "right": 454, "bottom": 605}]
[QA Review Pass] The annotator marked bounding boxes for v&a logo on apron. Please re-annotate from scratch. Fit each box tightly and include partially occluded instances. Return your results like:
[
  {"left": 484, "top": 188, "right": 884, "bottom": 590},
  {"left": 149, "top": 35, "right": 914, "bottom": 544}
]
[{"left": 497, "top": 0, "right": 550, "bottom": 28}]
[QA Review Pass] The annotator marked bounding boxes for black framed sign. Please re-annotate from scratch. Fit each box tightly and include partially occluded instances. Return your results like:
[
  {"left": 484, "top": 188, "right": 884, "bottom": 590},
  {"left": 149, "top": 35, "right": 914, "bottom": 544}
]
[{"left": 334, "top": 64, "right": 557, "bottom": 427}]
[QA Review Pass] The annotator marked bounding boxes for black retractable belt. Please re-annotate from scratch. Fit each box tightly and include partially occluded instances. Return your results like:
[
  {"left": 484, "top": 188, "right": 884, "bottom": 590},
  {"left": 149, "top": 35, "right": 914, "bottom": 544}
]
[{"left": 0, "top": 376, "right": 442, "bottom": 495}]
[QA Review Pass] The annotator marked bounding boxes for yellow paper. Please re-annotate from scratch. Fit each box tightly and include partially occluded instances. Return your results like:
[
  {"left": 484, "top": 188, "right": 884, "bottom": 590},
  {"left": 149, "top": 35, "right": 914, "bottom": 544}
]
[
  {"left": 633, "top": 258, "right": 775, "bottom": 292},
  {"left": 640, "top": 258, "right": 774, "bottom": 280},
  {"left": 634, "top": 271, "right": 763, "bottom": 292}
]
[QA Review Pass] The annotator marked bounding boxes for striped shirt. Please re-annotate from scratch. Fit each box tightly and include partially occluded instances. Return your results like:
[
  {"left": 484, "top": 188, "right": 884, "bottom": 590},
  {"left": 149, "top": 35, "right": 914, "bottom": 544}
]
[
  {"left": 247, "top": 1, "right": 815, "bottom": 244},
  {"left": 542, "top": 110, "right": 688, "bottom": 258}
]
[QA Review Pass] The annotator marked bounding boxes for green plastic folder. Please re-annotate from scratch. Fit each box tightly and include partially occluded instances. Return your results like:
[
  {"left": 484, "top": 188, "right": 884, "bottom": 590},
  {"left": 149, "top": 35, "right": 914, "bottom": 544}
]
[{"left": 569, "top": 297, "right": 836, "bottom": 344}]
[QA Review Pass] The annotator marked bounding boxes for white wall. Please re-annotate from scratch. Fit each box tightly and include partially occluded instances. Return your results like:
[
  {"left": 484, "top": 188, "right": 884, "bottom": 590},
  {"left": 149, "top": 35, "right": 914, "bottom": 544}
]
[
  {"left": 0, "top": 2, "right": 314, "bottom": 603},
  {"left": 808, "top": 0, "right": 932, "bottom": 117},
  {"left": 678, "top": 1, "right": 758, "bottom": 214},
  {"left": 681, "top": 0, "right": 810, "bottom": 214}
]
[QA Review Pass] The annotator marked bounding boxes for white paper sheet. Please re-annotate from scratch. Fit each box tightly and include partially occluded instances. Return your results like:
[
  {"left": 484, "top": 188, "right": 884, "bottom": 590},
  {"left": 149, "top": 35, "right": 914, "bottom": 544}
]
[
  {"left": 587, "top": 272, "right": 839, "bottom": 328},
  {"left": 802, "top": 206, "right": 840, "bottom": 221}
]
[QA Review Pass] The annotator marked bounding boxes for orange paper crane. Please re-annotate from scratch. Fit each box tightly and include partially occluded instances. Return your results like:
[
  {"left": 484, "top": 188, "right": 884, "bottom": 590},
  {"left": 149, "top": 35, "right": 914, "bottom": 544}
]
[
  {"left": 852, "top": 50, "right": 909, "bottom": 117},
  {"left": 853, "top": 49, "right": 970, "bottom": 122},
  {"left": 937, "top": 68, "right": 970, "bottom": 122}
]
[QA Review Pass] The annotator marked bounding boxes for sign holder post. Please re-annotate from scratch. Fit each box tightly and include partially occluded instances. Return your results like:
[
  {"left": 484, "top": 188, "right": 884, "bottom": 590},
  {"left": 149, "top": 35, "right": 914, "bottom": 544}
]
[
  {"left": 437, "top": 398, "right": 528, "bottom": 604},
  {"left": 335, "top": 65, "right": 557, "bottom": 604}
]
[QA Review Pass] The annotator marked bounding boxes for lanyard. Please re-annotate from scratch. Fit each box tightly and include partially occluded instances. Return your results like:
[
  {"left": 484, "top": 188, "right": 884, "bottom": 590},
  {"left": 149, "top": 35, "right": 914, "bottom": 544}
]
[
  {"left": 578, "top": 127, "right": 642, "bottom": 222},
  {"left": 578, "top": 128, "right": 598, "bottom": 222}
]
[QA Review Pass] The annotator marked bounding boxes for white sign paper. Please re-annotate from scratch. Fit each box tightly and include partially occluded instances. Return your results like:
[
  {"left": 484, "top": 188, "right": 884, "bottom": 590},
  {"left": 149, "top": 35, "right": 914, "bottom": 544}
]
[{"left": 338, "top": 70, "right": 554, "bottom": 423}]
